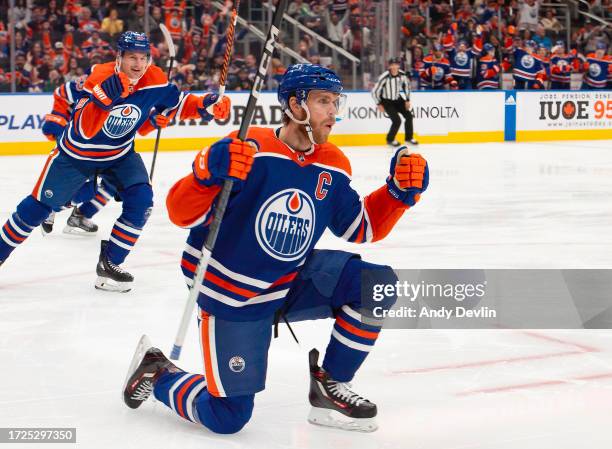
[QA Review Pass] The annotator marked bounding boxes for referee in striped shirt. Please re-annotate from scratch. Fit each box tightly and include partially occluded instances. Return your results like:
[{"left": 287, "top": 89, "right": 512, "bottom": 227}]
[{"left": 372, "top": 58, "right": 418, "bottom": 146}]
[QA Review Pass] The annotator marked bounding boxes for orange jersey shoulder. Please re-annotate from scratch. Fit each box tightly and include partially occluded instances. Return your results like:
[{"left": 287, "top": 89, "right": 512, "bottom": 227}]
[
  {"left": 134, "top": 64, "right": 168, "bottom": 90},
  {"left": 83, "top": 62, "right": 115, "bottom": 92}
]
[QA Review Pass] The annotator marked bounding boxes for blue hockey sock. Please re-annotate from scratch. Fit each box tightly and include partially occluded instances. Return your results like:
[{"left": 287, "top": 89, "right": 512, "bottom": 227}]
[
  {"left": 0, "top": 196, "right": 51, "bottom": 262},
  {"left": 322, "top": 305, "right": 383, "bottom": 382},
  {"left": 154, "top": 371, "right": 254, "bottom": 434},
  {"left": 107, "top": 219, "right": 142, "bottom": 265}
]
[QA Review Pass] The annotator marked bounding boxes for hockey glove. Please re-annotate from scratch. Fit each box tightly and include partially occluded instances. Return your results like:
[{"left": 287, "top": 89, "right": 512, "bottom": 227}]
[
  {"left": 149, "top": 112, "right": 171, "bottom": 129},
  {"left": 386, "top": 148, "right": 428, "bottom": 207},
  {"left": 90, "top": 72, "right": 130, "bottom": 110},
  {"left": 193, "top": 137, "right": 257, "bottom": 186},
  {"left": 42, "top": 113, "right": 68, "bottom": 141},
  {"left": 197, "top": 94, "right": 231, "bottom": 122}
]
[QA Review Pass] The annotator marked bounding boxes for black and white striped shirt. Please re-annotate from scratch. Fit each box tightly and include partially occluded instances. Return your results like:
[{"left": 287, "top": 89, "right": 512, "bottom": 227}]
[{"left": 371, "top": 70, "right": 411, "bottom": 104}]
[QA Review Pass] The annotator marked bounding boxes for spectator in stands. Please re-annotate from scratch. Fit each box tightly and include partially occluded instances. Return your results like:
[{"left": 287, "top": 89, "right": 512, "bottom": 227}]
[
  {"left": 82, "top": 31, "right": 113, "bottom": 60},
  {"left": 343, "top": 23, "right": 372, "bottom": 59},
  {"left": 28, "top": 67, "right": 45, "bottom": 92},
  {"left": 193, "top": 57, "right": 209, "bottom": 85},
  {"left": 518, "top": 0, "right": 540, "bottom": 32},
  {"left": 245, "top": 53, "right": 258, "bottom": 81},
  {"left": 8, "top": 0, "right": 31, "bottom": 31},
  {"left": 228, "top": 67, "right": 254, "bottom": 91},
  {"left": 44, "top": 69, "right": 64, "bottom": 92},
  {"left": 127, "top": 5, "right": 147, "bottom": 33},
  {"left": 540, "top": 9, "right": 563, "bottom": 36},
  {"left": 322, "top": 1, "right": 348, "bottom": 48},
  {"left": 101, "top": 9, "right": 124, "bottom": 37},
  {"left": 288, "top": 0, "right": 315, "bottom": 22},
  {"left": 78, "top": 7, "right": 100, "bottom": 35},
  {"left": 89, "top": 0, "right": 107, "bottom": 23},
  {"left": 64, "top": 57, "right": 82, "bottom": 82},
  {"left": 533, "top": 25, "right": 552, "bottom": 49}
]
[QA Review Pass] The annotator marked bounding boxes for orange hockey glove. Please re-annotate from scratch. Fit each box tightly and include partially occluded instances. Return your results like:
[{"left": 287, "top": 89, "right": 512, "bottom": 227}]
[{"left": 193, "top": 137, "right": 257, "bottom": 186}]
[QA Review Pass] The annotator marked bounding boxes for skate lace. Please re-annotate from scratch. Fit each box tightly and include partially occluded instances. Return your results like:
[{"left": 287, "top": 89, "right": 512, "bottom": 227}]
[
  {"left": 327, "top": 381, "right": 367, "bottom": 406},
  {"left": 108, "top": 261, "right": 129, "bottom": 275},
  {"left": 131, "top": 380, "right": 153, "bottom": 401}
]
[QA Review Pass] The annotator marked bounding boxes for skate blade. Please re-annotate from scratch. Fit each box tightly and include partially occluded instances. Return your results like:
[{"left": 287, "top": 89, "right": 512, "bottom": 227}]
[
  {"left": 95, "top": 276, "right": 132, "bottom": 293},
  {"left": 122, "top": 335, "right": 153, "bottom": 406},
  {"left": 307, "top": 407, "right": 378, "bottom": 432},
  {"left": 62, "top": 225, "right": 97, "bottom": 236}
]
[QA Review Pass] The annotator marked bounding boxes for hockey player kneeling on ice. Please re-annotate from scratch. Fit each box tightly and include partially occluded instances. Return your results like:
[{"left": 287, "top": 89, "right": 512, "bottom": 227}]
[
  {"left": 123, "top": 64, "right": 429, "bottom": 433},
  {"left": 0, "top": 31, "right": 231, "bottom": 289}
]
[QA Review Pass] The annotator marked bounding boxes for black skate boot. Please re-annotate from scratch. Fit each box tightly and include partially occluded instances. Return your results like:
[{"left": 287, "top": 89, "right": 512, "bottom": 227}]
[
  {"left": 307, "top": 349, "right": 378, "bottom": 432},
  {"left": 123, "top": 335, "right": 182, "bottom": 409},
  {"left": 63, "top": 207, "right": 98, "bottom": 235},
  {"left": 95, "top": 240, "right": 133, "bottom": 292},
  {"left": 41, "top": 212, "right": 55, "bottom": 236}
]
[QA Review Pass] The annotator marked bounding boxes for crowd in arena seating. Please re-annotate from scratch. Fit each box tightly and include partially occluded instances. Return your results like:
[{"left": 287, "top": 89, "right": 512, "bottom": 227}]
[{"left": 0, "top": 0, "right": 610, "bottom": 92}]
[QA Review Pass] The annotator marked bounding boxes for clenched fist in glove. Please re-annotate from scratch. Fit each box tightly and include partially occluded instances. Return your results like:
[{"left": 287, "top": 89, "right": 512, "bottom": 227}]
[
  {"left": 149, "top": 112, "right": 171, "bottom": 129},
  {"left": 193, "top": 137, "right": 257, "bottom": 186},
  {"left": 386, "top": 147, "right": 429, "bottom": 207},
  {"left": 42, "top": 113, "right": 68, "bottom": 141},
  {"left": 197, "top": 94, "right": 231, "bottom": 122},
  {"left": 90, "top": 72, "right": 130, "bottom": 110}
]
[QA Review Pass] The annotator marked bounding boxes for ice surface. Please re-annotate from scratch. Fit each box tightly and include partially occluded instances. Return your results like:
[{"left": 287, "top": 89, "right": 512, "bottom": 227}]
[{"left": 1, "top": 141, "right": 611, "bottom": 449}]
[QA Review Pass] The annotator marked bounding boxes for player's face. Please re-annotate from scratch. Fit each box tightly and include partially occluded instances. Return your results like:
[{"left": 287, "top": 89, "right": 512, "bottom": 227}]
[
  {"left": 306, "top": 90, "right": 341, "bottom": 144},
  {"left": 120, "top": 51, "right": 149, "bottom": 81}
]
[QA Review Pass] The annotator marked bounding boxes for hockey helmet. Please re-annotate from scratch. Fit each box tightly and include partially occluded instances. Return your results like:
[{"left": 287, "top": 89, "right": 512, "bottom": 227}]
[
  {"left": 117, "top": 31, "right": 151, "bottom": 55},
  {"left": 278, "top": 64, "right": 345, "bottom": 111},
  {"left": 483, "top": 43, "right": 495, "bottom": 53}
]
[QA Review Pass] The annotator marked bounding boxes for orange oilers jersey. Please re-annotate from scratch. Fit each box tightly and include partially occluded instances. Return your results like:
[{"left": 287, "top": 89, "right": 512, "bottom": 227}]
[{"left": 167, "top": 127, "right": 411, "bottom": 321}]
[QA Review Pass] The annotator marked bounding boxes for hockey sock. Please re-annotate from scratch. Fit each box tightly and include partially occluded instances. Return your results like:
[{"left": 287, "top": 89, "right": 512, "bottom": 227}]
[
  {"left": 153, "top": 371, "right": 254, "bottom": 433},
  {"left": 79, "top": 181, "right": 114, "bottom": 219},
  {"left": 106, "top": 218, "right": 142, "bottom": 265},
  {"left": 322, "top": 305, "right": 383, "bottom": 382},
  {"left": 0, "top": 196, "right": 51, "bottom": 261}
]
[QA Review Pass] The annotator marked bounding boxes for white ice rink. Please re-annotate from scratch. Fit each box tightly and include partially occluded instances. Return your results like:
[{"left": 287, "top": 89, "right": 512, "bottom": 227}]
[{"left": 1, "top": 140, "right": 612, "bottom": 449}]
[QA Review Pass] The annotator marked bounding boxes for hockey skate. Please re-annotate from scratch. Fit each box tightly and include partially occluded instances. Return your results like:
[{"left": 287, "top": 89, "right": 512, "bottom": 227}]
[
  {"left": 123, "top": 335, "right": 181, "bottom": 409},
  {"left": 63, "top": 208, "right": 98, "bottom": 235},
  {"left": 307, "top": 349, "right": 378, "bottom": 432},
  {"left": 95, "top": 240, "right": 134, "bottom": 293},
  {"left": 41, "top": 212, "right": 55, "bottom": 235}
]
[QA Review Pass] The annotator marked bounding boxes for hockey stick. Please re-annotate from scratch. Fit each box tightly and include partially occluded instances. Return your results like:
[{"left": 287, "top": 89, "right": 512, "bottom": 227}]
[
  {"left": 205, "top": 0, "right": 241, "bottom": 115},
  {"left": 149, "top": 24, "right": 176, "bottom": 182},
  {"left": 170, "top": 0, "right": 288, "bottom": 360}
]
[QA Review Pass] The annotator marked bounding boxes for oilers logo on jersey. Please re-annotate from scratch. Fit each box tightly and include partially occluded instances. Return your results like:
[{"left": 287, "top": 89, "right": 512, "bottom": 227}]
[
  {"left": 103, "top": 105, "right": 142, "bottom": 139},
  {"left": 521, "top": 54, "right": 535, "bottom": 69},
  {"left": 589, "top": 63, "right": 602, "bottom": 77},
  {"left": 454, "top": 52, "right": 469, "bottom": 67},
  {"left": 255, "top": 189, "right": 315, "bottom": 262}
]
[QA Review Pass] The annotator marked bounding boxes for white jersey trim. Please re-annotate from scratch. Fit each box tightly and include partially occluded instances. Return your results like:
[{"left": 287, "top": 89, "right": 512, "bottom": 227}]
[{"left": 208, "top": 257, "right": 271, "bottom": 290}]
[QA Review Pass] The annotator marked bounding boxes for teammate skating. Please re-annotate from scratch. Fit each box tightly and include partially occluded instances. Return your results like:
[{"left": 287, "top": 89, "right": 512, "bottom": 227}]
[
  {"left": 40, "top": 74, "right": 118, "bottom": 237},
  {"left": 0, "top": 31, "right": 231, "bottom": 292},
  {"left": 124, "top": 64, "right": 429, "bottom": 433}
]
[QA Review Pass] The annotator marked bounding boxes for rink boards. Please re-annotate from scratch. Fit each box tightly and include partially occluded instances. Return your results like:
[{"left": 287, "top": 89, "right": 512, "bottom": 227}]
[{"left": 0, "top": 90, "right": 610, "bottom": 156}]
